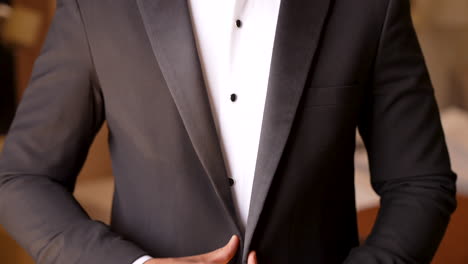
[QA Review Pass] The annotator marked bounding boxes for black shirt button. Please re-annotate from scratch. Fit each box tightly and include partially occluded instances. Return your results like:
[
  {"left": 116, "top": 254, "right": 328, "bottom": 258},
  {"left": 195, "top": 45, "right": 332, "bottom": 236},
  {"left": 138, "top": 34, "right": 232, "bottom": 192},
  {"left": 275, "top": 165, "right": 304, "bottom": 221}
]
[
  {"left": 236, "top": 19, "right": 242, "bottom": 28},
  {"left": 230, "top": 93, "right": 237, "bottom": 102},
  {"left": 228, "top": 178, "right": 235, "bottom": 186}
]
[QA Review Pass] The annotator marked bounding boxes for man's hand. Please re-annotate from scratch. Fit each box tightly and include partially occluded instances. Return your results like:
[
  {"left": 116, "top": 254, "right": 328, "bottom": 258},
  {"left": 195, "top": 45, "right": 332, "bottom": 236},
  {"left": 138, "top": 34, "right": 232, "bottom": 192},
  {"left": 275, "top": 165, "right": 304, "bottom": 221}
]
[
  {"left": 144, "top": 235, "right": 257, "bottom": 264},
  {"left": 247, "top": 251, "right": 257, "bottom": 264}
]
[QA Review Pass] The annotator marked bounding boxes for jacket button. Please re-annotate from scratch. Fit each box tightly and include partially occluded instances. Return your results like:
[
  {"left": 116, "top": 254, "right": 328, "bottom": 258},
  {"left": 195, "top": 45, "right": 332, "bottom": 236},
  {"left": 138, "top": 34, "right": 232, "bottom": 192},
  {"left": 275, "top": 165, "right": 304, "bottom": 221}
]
[{"left": 228, "top": 178, "right": 235, "bottom": 186}]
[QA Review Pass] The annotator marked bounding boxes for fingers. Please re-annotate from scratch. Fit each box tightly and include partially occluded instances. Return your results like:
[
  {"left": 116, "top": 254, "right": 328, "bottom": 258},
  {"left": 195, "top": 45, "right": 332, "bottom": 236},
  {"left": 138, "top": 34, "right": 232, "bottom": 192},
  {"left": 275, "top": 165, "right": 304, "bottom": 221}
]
[
  {"left": 150, "top": 235, "right": 240, "bottom": 264},
  {"left": 247, "top": 251, "right": 257, "bottom": 264},
  {"left": 215, "top": 235, "right": 240, "bottom": 262},
  {"left": 224, "top": 235, "right": 240, "bottom": 259},
  {"left": 198, "top": 235, "right": 240, "bottom": 263}
]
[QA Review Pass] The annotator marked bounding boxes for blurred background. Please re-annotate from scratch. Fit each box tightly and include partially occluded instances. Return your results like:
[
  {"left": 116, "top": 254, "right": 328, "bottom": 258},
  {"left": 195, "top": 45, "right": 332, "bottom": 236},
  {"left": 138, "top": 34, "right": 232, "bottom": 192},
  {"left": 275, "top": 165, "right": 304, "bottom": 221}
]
[{"left": 0, "top": 0, "right": 467, "bottom": 263}]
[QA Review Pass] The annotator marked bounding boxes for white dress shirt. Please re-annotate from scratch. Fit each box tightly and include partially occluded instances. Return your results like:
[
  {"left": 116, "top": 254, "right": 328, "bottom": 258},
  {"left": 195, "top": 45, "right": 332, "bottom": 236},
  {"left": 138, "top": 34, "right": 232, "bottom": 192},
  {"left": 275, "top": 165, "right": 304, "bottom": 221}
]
[{"left": 133, "top": 0, "right": 281, "bottom": 262}]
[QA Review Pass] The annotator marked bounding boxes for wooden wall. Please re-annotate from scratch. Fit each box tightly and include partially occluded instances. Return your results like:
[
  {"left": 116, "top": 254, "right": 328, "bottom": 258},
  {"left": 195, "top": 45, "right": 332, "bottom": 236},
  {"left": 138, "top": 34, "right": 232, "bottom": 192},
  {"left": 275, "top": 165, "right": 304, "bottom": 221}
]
[{"left": 14, "top": 0, "right": 54, "bottom": 98}]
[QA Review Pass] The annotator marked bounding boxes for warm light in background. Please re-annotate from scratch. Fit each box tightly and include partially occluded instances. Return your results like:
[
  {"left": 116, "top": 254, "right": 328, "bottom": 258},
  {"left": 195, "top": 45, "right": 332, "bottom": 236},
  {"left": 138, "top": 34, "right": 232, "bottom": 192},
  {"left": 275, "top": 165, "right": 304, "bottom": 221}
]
[{"left": 413, "top": 0, "right": 468, "bottom": 27}]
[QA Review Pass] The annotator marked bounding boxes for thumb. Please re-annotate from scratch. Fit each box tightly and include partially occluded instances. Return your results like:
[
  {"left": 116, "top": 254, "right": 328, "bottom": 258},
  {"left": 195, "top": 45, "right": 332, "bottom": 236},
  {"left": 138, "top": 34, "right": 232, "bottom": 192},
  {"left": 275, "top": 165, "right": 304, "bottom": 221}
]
[
  {"left": 210, "top": 235, "right": 240, "bottom": 263},
  {"left": 248, "top": 251, "right": 257, "bottom": 264}
]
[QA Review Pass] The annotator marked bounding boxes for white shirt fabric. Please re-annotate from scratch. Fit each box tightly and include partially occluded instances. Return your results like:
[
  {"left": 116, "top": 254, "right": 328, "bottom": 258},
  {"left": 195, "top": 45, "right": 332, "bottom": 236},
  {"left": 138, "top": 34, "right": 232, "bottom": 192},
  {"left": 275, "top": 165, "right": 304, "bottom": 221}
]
[
  {"left": 188, "top": 0, "right": 281, "bottom": 228},
  {"left": 132, "top": 255, "right": 153, "bottom": 264},
  {"left": 133, "top": 0, "right": 281, "bottom": 262}
]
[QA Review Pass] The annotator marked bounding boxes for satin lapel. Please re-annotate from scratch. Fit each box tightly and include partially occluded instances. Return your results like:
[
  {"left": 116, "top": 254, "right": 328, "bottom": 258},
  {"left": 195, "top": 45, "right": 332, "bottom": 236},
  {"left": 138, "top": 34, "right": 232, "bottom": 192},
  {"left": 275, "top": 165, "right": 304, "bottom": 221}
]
[
  {"left": 135, "top": 0, "right": 241, "bottom": 233},
  {"left": 243, "top": 0, "right": 332, "bottom": 259}
]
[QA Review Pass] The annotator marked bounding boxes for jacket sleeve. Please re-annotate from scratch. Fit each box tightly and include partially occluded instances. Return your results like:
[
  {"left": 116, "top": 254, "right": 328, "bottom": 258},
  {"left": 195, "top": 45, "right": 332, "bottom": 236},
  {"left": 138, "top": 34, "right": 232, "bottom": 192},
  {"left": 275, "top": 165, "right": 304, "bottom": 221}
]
[
  {"left": 345, "top": 0, "right": 457, "bottom": 263},
  {"left": 0, "top": 0, "right": 148, "bottom": 263}
]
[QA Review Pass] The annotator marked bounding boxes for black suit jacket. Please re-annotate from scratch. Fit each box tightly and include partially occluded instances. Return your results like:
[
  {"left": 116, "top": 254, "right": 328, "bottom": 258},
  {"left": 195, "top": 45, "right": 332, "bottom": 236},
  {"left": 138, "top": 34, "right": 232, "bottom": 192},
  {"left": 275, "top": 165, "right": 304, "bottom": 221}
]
[{"left": 0, "top": 0, "right": 457, "bottom": 263}]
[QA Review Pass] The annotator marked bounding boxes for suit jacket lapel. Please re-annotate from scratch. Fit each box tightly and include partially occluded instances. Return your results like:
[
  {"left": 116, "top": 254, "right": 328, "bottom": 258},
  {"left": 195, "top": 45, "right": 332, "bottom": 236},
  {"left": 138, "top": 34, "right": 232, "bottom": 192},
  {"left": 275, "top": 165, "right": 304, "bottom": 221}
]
[
  {"left": 135, "top": 0, "right": 242, "bottom": 233},
  {"left": 243, "top": 0, "right": 332, "bottom": 259}
]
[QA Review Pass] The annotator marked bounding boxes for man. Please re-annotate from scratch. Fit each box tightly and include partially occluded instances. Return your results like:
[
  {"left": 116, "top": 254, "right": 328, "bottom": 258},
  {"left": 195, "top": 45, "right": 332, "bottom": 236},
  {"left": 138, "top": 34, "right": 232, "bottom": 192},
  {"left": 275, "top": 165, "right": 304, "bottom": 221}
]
[{"left": 0, "top": 0, "right": 457, "bottom": 263}]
